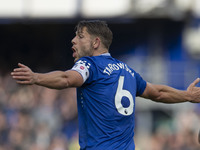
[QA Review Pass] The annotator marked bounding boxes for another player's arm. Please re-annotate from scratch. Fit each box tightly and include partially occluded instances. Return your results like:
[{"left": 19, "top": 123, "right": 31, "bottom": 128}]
[
  {"left": 140, "top": 78, "right": 200, "bottom": 103},
  {"left": 11, "top": 63, "right": 83, "bottom": 89}
]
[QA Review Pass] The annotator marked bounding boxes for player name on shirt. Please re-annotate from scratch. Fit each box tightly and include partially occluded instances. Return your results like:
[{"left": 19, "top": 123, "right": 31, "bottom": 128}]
[{"left": 103, "top": 63, "right": 135, "bottom": 77}]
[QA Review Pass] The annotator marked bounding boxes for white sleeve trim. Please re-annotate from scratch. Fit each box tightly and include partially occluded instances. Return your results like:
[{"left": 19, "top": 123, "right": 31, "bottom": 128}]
[{"left": 71, "top": 63, "right": 89, "bottom": 83}]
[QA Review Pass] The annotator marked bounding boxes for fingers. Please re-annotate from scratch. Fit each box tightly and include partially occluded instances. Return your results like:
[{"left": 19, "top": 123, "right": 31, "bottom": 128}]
[
  {"left": 18, "top": 63, "right": 27, "bottom": 68},
  {"left": 14, "top": 63, "right": 29, "bottom": 72},
  {"left": 11, "top": 71, "right": 30, "bottom": 81},
  {"left": 16, "top": 80, "right": 32, "bottom": 85},
  {"left": 11, "top": 68, "right": 29, "bottom": 77},
  {"left": 12, "top": 63, "right": 31, "bottom": 73},
  {"left": 11, "top": 63, "right": 33, "bottom": 85},
  {"left": 191, "top": 78, "right": 200, "bottom": 87},
  {"left": 12, "top": 68, "right": 28, "bottom": 73},
  {"left": 12, "top": 74, "right": 29, "bottom": 80},
  {"left": 187, "top": 78, "right": 200, "bottom": 92},
  {"left": 11, "top": 72, "right": 33, "bottom": 85}
]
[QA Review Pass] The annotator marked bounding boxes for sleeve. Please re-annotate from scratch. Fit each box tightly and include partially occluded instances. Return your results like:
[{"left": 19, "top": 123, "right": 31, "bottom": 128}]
[
  {"left": 135, "top": 72, "right": 147, "bottom": 96},
  {"left": 71, "top": 60, "right": 90, "bottom": 83}
]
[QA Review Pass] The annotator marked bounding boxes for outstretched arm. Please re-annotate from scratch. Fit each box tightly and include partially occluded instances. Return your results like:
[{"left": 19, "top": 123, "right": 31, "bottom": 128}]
[
  {"left": 11, "top": 63, "right": 84, "bottom": 89},
  {"left": 141, "top": 78, "right": 200, "bottom": 103}
]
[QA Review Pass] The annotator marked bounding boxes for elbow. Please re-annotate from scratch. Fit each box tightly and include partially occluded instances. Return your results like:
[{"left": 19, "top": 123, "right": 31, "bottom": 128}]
[
  {"left": 64, "top": 79, "right": 71, "bottom": 89},
  {"left": 58, "top": 78, "right": 70, "bottom": 89},
  {"left": 149, "top": 92, "right": 164, "bottom": 103},
  {"left": 53, "top": 77, "right": 70, "bottom": 90}
]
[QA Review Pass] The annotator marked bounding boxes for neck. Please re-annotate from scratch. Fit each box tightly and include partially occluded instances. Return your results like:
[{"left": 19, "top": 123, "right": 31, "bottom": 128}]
[{"left": 93, "top": 48, "right": 108, "bottom": 56}]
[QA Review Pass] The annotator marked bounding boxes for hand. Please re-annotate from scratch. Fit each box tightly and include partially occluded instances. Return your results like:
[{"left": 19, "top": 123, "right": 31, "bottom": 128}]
[
  {"left": 187, "top": 78, "right": 200, "bottom": 103},
  {"left": 11, "top": 63, "right": 37, "bottom": 85}
]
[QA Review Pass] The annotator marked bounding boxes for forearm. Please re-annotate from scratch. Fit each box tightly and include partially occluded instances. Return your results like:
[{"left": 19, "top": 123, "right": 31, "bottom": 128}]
[
  {"left": 152, "top": 85, "right": 192, "bottom": 103},
  {"left": 11, "top": 63, "right": 84, "bottom": 89},
  {"left": 34, "top": 71, "right": 69, "bottom": 89},
  {"left": 142, "top": 83, "right": 192, "bottom": 104},
  {"left": 142, "top": 79, "right": 200, "bottom": 103}
]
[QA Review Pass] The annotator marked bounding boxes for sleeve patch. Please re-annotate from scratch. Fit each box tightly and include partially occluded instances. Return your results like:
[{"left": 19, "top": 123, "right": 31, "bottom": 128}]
[{"left": 71, "top": 63, "right": 89, "bottom": 83}]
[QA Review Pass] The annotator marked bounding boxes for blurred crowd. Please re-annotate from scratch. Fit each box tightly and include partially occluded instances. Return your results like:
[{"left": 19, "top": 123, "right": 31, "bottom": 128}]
[
  {"left": 0, "top": 72, "right": 200, "bottom": 150},
  {"left": 135, "top": 109, "right": 200, "bottom": 150},
  {"left": 0, "top": 72, "right": 79, "bottom": 150}
]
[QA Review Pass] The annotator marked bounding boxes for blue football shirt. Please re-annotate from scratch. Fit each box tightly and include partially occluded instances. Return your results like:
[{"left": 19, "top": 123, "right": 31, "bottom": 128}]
[{"left": 71, "top": 53, "right": 146, "bottom": 150}]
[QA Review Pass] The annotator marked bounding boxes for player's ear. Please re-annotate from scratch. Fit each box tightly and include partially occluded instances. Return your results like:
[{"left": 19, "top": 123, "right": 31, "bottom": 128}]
[{"left": 93, "top": 37, "right": 101, "bottom": 49}]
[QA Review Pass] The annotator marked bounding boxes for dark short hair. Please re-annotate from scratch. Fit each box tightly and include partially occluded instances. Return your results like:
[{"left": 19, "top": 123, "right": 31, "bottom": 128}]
[{"left": 76, "top": 20, "right": 113, "bottom": 49}]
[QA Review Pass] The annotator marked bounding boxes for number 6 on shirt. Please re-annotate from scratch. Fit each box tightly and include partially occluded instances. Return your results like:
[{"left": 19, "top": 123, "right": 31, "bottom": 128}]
[{"left": 115, "top": 76, "right": 134, "bottom": 116}]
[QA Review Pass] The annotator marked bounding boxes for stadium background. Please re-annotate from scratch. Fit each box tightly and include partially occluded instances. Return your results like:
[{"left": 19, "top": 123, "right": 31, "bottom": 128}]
[{"left": 0, "top": 0, "right": 200, "bottom": 149}]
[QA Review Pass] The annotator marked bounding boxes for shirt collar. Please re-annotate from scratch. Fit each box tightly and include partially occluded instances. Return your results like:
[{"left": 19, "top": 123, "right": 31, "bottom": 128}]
[{"left": 100, "top": 53, "right": 111, "bottom": 56}]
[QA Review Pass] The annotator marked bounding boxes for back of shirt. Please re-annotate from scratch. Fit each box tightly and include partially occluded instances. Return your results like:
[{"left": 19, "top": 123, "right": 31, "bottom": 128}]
[{"left": 72, "top": 53, "right": 146, "bottom": 150}]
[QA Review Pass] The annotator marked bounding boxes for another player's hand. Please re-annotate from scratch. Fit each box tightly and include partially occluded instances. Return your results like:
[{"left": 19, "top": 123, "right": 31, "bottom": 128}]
[
  {"left": 11, "top": 63, "right": 37, "bottom": 85},
  {"left": 187, "top": 78, "right": 200, "bottom": 103}
]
